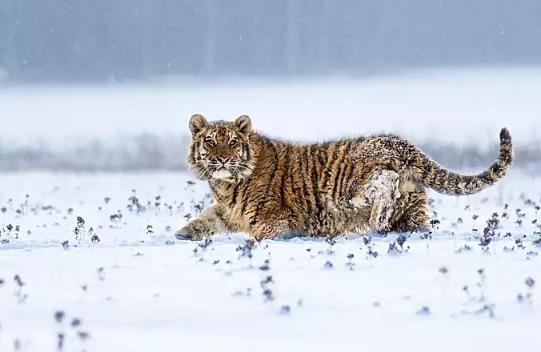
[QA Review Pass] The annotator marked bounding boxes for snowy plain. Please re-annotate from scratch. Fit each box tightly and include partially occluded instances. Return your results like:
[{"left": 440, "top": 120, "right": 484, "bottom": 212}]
[
  {"left": 1, "top": 69, "right": 541, "bottom": 351},
  {"left": 1, "top": 67, "right": 541, "bottom": 149},
  {"left": 1, "top": 170, "right": 540, "bottom": 352}
]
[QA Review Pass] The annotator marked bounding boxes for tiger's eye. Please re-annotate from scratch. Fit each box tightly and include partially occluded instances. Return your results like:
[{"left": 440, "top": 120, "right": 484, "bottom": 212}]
[
  {"left": 204, "top": 139, "right": 215, "bottom": 148},
  {"left": 229, "top": 139, "right": 238, "bottom": 148}
]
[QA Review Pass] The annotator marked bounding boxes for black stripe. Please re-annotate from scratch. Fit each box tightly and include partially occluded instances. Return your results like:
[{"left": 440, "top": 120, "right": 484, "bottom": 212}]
[
  {"left": 481, "top": 171, "right": 492, "bottom": 184},
  {"left": 306, "top": 145, "right": 317, "bottom": 217},
  {"left": 280, "top": 146, "right": 290, "bottom": 207},
  {"left": 326, "top": 142, "right": 345, "bottom": 191},
  {"left": 289, "top": 148, "right": 297, "bottom": 191},
  {"left": 340, "top": 162, "right": 354, "bottom": 201},
  {"left": 189, "top": 142, "right": 198, "bottom": 164},
  {"left": 319, "top": 144, "right": 337, "bottom": 189},
  {"left": 240, "top": 184, "right": 250, "bottom": 215},
  {"left": 300, "top": 147, "right": 312, "bottom": 216},
  {"left": 245, "top": 142, "right": 251, "bottom": 161},
  {"left": 419, "top": 154, "right": 431, "bottom": 179},
  {"left": 317, "top": 147, "right": 326, "bottom": 170},
  {"left": 250, "top": 141, "right": 278, "bottom": 225},
  {"left": 452, "top": 172, "right": 461, "bottom": 193},
  {"left": 231, "top": 183, "right": 241, "bottom": 206},
  {"left": 490, "top": 163, "right": 501, "bottom": 176},
  {"left": 310, "top": 146, "right": 324, "bottom": 218},
  {"left": 328, "top": 143, "right": 345, "bottom": 188},
  {"left": 332, "top": 142, "right": 353, "bottom": 199}
]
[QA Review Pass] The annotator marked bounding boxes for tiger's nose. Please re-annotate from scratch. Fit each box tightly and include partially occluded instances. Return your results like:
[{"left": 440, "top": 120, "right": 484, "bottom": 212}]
[{"left": 217, "top": 156, "right": 230, "bottom": 164}]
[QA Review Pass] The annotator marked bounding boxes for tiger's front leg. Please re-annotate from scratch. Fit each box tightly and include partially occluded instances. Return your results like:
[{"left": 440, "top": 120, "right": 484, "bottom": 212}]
[
  {"left": 250, "top": 219, "right": 291, "bottom": 241},
  {"left": 175, "top": 204, "right": 230, "bottom": 241}
]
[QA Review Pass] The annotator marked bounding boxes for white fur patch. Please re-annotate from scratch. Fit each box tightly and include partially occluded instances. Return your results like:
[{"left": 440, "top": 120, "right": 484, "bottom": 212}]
[
  {"left": 399, "top": 180, "right": 416, "bottom": 194},
  {"left": 350, "top": 196, "right": 368, "bottom": 208},
  {"left": 212, "top": 170, "right": 232, "bottom": 180},
  {"left": 364, "top": 170, "right": 400, "bottom": 201}
]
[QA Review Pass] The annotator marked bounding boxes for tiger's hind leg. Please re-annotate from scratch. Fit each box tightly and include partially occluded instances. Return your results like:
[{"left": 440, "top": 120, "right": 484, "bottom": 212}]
[
  {"left": 390, "top": 189, "right": 430, "bottom": 233},
  {"left": 350, "top": 169, "right": 401, "bottom": 233}
]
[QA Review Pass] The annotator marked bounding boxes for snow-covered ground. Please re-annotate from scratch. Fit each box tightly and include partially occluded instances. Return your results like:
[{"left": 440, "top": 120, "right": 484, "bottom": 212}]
[
  {"left": 1, "top": 68, "right": 541, "bottom": 150},
  {"left": 1, "top": 169, "right": 540, "bottom": 352}
]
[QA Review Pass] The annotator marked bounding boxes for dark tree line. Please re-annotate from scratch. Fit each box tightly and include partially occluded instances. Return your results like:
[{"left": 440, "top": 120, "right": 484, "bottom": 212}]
[{"left": 0, "top": 0, "right": 540, "bottom": 82}]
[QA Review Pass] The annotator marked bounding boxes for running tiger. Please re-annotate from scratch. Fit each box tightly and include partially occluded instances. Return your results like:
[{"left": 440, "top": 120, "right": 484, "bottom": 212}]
[{"left": 175, "top": 114, "right": 513, "bottom": 241}]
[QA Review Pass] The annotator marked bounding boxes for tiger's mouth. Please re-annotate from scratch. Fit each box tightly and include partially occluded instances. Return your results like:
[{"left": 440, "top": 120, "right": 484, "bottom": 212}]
[
  {"left": 194, "top": 157, "right": 254, "bottom": 182},
  {"left": 212, "top": 169, "right": 233, "bottom": 180}
]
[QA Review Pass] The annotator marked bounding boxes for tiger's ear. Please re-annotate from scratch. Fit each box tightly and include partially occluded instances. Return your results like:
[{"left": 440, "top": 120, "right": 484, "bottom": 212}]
[
  {"left": 234, "top": 115, "right": 252, "bottom": 134},
  {"left": 189, "top": 114, "right": 208, "bottom": 135}
]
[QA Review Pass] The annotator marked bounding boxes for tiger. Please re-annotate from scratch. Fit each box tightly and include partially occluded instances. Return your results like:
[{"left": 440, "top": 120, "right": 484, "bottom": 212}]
[{"left": 175, "top": 114, "right": 513, "bottom": 241}]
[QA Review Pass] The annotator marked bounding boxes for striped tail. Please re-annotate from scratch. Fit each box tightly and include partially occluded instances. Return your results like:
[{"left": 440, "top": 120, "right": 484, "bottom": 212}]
[{"left": 417, "top": 128, "right": 513, "bottom": 195}]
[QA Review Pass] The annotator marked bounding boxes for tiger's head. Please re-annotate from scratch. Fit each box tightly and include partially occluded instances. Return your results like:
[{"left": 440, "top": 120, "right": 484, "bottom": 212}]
[{"left": 186, "top": 114, "right": 256, "bottom": 182}]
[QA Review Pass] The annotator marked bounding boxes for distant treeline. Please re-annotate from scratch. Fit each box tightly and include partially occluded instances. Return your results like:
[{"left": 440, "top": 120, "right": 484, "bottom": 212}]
[
  {"left": 0, "top": 135, "right": 538, "bottom": 173},
  {"left": 1, "top": 0, "right": 541, "bottom": 82}
]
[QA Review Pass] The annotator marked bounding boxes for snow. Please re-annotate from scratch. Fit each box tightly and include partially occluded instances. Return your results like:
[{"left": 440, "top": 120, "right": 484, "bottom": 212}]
[
  {"left": 1, "top": 169, "right": 540, "bottom": 352},
  {"left": 1, "top": 68, "right": 541, "bottom": 150}
]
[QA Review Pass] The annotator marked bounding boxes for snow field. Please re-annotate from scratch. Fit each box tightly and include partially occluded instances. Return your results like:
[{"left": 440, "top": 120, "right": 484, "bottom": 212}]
[{"left": 1, "top": 170, "right": 540, "bottom": 351}]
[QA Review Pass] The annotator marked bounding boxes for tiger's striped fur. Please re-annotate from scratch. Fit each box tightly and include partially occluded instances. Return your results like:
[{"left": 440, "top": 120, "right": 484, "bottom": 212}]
[{"left": 176, "top": 114, "right": 513, "bottom": 240}]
